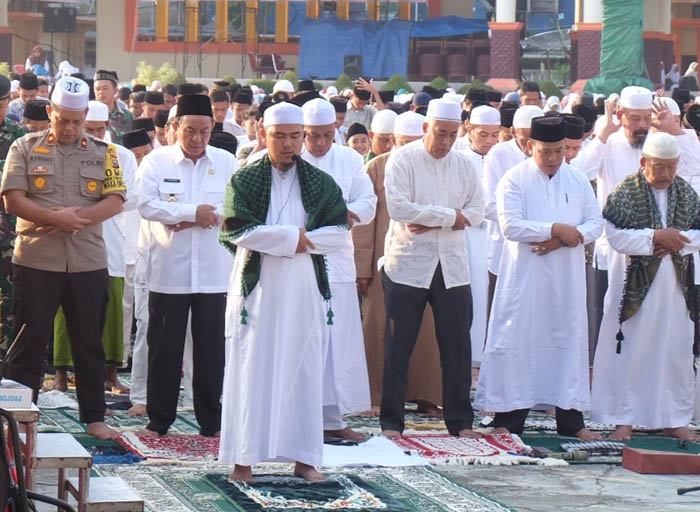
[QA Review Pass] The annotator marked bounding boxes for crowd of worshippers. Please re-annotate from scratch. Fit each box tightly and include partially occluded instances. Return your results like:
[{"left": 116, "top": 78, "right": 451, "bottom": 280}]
[{"left": 1, "top": 68, "right": 700, "bottom": 481}]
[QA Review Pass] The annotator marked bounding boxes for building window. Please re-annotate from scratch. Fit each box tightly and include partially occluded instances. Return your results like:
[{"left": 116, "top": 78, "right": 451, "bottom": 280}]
[
  {"left": 227, "top": 2, "right": 245, "bottom": 41},
  {"left": 693, "top": 5, "right": 700, "bottom": 19},
  {"left": 257, "top": 2, "right": 276, "bottom": 38},
  {"left": 198, "top": 0, "right": 217, "bottom": 42},
  {"left": 137, "top": 1, "right": 156, "bottom": 41},
  {"left": 84, "top": 28, "right": 96, "bottom": 69},
  {"left": 168, "top": 1, "right": 186, "bottom": 41}
]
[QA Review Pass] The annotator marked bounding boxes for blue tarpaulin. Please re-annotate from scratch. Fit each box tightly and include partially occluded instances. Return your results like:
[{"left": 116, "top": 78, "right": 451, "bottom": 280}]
[{"left": 298, "top": 15, "right": 488, "bottom": 80}]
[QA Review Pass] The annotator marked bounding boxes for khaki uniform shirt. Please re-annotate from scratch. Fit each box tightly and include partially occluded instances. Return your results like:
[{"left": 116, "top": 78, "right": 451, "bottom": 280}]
[{"left": 1, "top": 130, "right": 127, "bottom": 273}]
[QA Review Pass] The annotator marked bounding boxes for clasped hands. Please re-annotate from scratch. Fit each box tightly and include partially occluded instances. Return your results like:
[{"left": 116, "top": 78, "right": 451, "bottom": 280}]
[
  {"left": 406, "top": 209, "right": 471, "bottom": 234},
  {"left": 530, "top": 223, "right": 584, "bottom": 256},
  {"left": 166, "top": 204, "right": 219, "bottom": 232},
  {"left": 652, "top": 227, "right": 689, "bottom": 258}
]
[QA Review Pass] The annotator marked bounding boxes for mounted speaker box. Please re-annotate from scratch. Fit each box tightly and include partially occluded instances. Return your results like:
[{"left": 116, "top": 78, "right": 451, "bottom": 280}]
[
  {"left": 43, "top": 6, "right": 77, "bottom": 34},
  {"left": 343, "top": 55, "right": 363, "bottom": 80}
]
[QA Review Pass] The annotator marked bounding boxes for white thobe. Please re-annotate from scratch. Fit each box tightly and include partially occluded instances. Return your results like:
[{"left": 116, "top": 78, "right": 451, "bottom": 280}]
[
  {"left": 218, "top": 164, "right": 348, "bottom": 467},
  {"left": 482, "top": 138, "right": 528, "bottom": 274},
  {"left": 301, "top": 144, "right": 376, "bottom": 423},
  {"left": 591, "top": 187, "right": 700, "bottom": 428},
  {"left": 475, "top": 159, "right": 603, "bottom": 412},
  {"left": 459, "top": 145, "right": 490, "bottom": 363}
]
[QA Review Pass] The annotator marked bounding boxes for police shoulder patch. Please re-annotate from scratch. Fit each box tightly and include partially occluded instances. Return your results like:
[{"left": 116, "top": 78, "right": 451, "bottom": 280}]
[{"left": 101, "top": 144, "right": 127, "bottom": 195}]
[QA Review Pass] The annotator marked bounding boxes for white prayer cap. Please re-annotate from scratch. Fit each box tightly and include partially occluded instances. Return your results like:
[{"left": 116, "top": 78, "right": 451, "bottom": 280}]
[
  {"left": 264, "top": 101, "right": 303, "bottom": 128},
  {"left": 545, "top": 96, "right": 560, "bottom": 111},
  {"left": 619, "top": 86, "right": 653, "bottom": 110},
  {"left": 426, "top": 98, "right": 462, "bottom": 123},
  {"left": 273, "top": 79, "right": 295, "bottom": 94},
  {"left": 10, "top": 80, "right": 18, "bottom": 93},
  {"left": 321, "top": 85, "right": 338, "bottom": 99},
  {"left": 149, "top": 80, "right": 162, "bottom": 92},
  {"left": 446, "top": 87, "right": 456, "bottom": 94},
  {"left": 302, "top": 98, "right": 336, "bottom": 126},
  {"left": 609, "top": 93, "right": 620, "bottom": 102},
  {"left": 659, "top": 96, "right": 681, "bottom": 116},
  {"left": 51, "top": 76, "right": 89, "bottom": 111},
  {"left": 643, "top": 132, "right": 680, "bottom": 160},
  {"left": 86, "top": 100, "right": 109, "bottom": 122},
  {"left": 512, "top": 105, "right": 544, "bottom": 129},
  {"left": 370, "top": 109, "right": 398, "bottom": 134},
  {"left": 394, "top": 111, "right": 425, "bottom": 137},
  {"left": 469, "top": 105, "right": 500, "bottom": 126},
  {"left": 441, "top": 92, "right": 463, "bottom": 104},
  {"left": 168, "top": 104, "right": 178, "bottom": 121}
]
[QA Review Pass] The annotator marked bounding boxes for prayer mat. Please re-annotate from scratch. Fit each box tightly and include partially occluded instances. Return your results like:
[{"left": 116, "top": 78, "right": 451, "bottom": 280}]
[
  {"left": 119, "top": 431, "right": 219, "bottom": 462},
  {"left": 390, "top": 433, "right": 566, "bottom": 466},
  {"left": 95, "top": 464, "right": 516, "bottom": 512},
  {"left": 71, "top": 433, "right": 144, "bottom": 464},
  {"left": 37, "top": 407, "right": 201, "bottom": 434}
]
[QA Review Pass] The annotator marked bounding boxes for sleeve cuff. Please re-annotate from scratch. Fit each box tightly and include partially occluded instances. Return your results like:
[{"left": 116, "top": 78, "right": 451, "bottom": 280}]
[
  {"left": 442, "top": 208, "right": 457, "bottom": 229},
  {"left": 181, "top": 204, "right": 198, "bottom": 223},
  {"left": 281, "top": 225, "right": 300, "bottom": 258}
]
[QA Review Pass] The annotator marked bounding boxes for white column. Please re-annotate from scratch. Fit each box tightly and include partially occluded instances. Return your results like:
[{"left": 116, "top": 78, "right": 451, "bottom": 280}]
[
  {"left": 643, "top": 0, "right": 658, "bottom": 32},
  {"left": 0, "top": 0, "right": 8, "bottom": 28},
  {"left": 495, "top": 0, "right": 516, "bottom": 23},
  {"left": 582, "top": 0, "right": 602, "bottom": 23},
  {"left": 657, "top": 0, "right": 671, "bottom": 34}
]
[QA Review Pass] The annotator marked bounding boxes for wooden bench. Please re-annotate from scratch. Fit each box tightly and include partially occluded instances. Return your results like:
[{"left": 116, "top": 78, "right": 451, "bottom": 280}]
[
  {"left": 65, "top": 476, "right": 144, "bottom": 512},
  {"left": 10, "top": 404, "right": 40, "bottom": 490}
]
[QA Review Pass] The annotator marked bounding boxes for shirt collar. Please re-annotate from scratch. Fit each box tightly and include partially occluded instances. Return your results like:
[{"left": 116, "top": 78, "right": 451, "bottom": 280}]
[{"left": 173, "top": 142, "right": 211, "bottom": 165}]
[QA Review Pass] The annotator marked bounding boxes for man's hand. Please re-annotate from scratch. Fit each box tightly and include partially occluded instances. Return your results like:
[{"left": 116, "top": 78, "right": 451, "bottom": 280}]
[
  {"left": 48, "top": 206, "right": 91, "bottom": 233},
  {"left": 35, "top": 225, "right": 59, "bottom": 235},
  {"left": 652, "top": 98, "right": 684, "bottom": 135},
  {"left": 407, "top": 223, "right": 439, "bottom": 234},
  {"left": 551, "top": 223, "right": 584, "bottom": 247},
  {"left": 356, "top": 278, "right": 371, "bottom": 296},
  {"left": 452, "top": 209, "right": 471, "bottom": 231},
  {"left": 347, "top": 210, "right": 361, "bottom": 228},
  {"left": 598, "top": 97, "right": 621, "bottom": 143},
  {"left": 195, "top": 205, "right": 219, "bottom": 229},
  {"left": 356, "top": 77, "right": 378, "bottom": 96},
  {"left": 530, "top": 237, "right": 562, "bottom": 256},
  {"left": 653, "top": 227, "right": 690, "bottom": 255},
  {"left": 296, "top": 227, "right": 316, "bottom": 253},
  {"left": 166, "top": 221, "right": 197, "bottom": 232}
]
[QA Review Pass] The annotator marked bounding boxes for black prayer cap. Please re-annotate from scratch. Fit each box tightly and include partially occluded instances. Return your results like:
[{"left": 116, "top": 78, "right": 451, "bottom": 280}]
[
  {"left": 672, "top": 88, "right": 691, "bottom": 105},
  {"left": 572, "top": 104, "right": 597, "bottom": 133},
  {"left": 177, "top": 83, "right": 198, "bottom": 96},
  {"left": 346, "top": 122, "right": 368, "bottom": 139},
  {"left": 561, "top": 113, "right": 585, "bottom": 140},
  {"left": 469, "top": 100, "right": 489, "bottom": 110},
  {"left": 118, "top": 87, "right": 132, "bottom": 101},
  {"left": 94, "top": 69, "right": 118, "bottom": 84},
  {"left": 544, "top": 110, "right": 560, "bottom": 117},
  {"left": 386, "top": 101, "right": 406, "bottom": 114},
  {"left": 580, "top": 92, "right": 595, "bottom": 107},
  {"left": 379, "top": 90, "right": 394, "bottom": 104},
  {"left": 209, "top": 131, "right": 238, "bottom": 156},
  {"left": 232, "top": 87, "right": 253, "bottom": 105},
  {"left": 530, "top": 116, "right": 565, "bottom": 142},
  {"left": 132, "top": 84, "right": 147, "bottom": 93},
  {"left": 353, "top": 87, "right": 371, "bottom": 101},
  {"left": 19, "top": 73, "right": 38, "bottom": 91},
  {"left": 163, "top": 83, "right": 177, "bottom": 96},
  {"left": 421, "top": 85, "right": 441, "bottom": 99},
  {"left": 298, "top": 79, "right": 315, "bottom": 92},
  {"left": 256, "top": 99, "right": 275, "bottom": 120},
  {"left": 330, "top": 96, "right": 348, "bottom": 113},
  {"left": 500, "top": 106, "right": 517, "bottom": 128},
  {"left": 0, "top": 75, "right": 11, "bottom": 99},
  {"left": 683, "top": 104, "right": 700, "bottom": 133},
  {"left": 122, "top": 129, "right": 152, "bottom": 149},
  {"left": 501, "top": 100, "right": 519, "bottom": 110},
  {"left": 144, "top": 91, "right": 164, "bottom": 105},
  {"left": 487, "top": 90, "right": 502, "bottom": 103},
  {"left": 132, "top": 117, "right": 155, "bottom": 132},
  {"left": 131, "top": 91, "right": 146, "bottom": 103},
  {"left": 154, "top": 109, "right": 170, "bottom": 128},
  {"left": 23, "top": 99, "right": 49, "bottom": 121},
  {"left": 466, "top": 88, "right": 487, "bottom": 102},
  {"left": 176, "top": 93, "right": 213, "bottom": 118},
  {"left": 291, "top": 90, "right": 320, "bottom": 107},
  {"left": 210, "top": 90, "right": 229, "bottom": 103}
]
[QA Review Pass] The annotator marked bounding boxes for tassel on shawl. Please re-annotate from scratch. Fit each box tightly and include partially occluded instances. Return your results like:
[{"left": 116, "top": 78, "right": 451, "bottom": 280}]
[{"left": 615, "top": 327, "right": 624, "bottom": 354}]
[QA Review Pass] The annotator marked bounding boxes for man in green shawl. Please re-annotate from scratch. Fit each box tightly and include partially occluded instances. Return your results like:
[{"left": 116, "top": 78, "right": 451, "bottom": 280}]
[
  {"left": 592, "top": 132, "right": 700, "bottom": 442},
  {"left": 217, "top": 102, "right": 349, "bottom": 483}
]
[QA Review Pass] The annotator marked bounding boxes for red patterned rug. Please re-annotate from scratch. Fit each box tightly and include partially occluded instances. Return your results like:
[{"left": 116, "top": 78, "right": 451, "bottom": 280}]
[{"left": 118, "top": 431, "right": 219, "bottom": 462}]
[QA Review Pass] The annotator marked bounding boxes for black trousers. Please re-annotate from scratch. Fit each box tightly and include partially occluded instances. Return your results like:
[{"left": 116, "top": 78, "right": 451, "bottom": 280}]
[
  {"left": 493, "top": 408, "right": 585, "bottom": 437},
  {"left": 586, "top": 267, "right": 608, "bottom": 365},
  {"left": 7, "top": 265, "right": 108, "bottom": 424},
  {"left": 380, "top": 265, "right": 473, "bottom": 435},
  {"left": 146, "top": 292, "right": 225, "bottom": 436}
]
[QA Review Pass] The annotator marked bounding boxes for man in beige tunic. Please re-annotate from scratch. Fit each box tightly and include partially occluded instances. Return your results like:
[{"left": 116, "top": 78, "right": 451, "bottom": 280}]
[{"left": 353, "top": 111, "right": 443, "bottom": 417}]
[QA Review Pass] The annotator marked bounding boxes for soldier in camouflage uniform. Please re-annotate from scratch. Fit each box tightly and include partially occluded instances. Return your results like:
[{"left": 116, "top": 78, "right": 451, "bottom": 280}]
[
  {"left": 93, "top": 70, "right": 132, "bottom": 145},
  {"left": 0, "top": 75, "right": 26, "bottom": 351}
]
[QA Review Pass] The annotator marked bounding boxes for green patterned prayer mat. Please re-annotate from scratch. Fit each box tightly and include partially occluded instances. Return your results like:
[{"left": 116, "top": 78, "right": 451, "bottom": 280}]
[
  {"left": 38, "top": 407, "right": 201, "bottom": 434},
  {"left": 96, "top": 464, "right": 516, "bottom": 512}
]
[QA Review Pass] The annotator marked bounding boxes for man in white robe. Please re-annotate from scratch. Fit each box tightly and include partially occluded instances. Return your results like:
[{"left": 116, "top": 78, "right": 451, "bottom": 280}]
[
  {"left": 592, "top": 133, "right": 700, "bottom": 442},
  {"left": 218, "top": 102, "right": 349, "bottom": 482},
  {"left": 300, "top": 98, "right": 376, "bottom": 441},
  {"left": 458, "top": 105, "right": 501, "bottom": 365},
  {"left": 475, "top": 116, "right": 604, "bottom": 439}
]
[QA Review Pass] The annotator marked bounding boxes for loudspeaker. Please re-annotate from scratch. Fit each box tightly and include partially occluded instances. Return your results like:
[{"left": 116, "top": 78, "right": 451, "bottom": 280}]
[
  {"left": 343, "top": 55, "right": 363, "bottom": 80},
  {"left": 43, "top": 6, "right": 77, "bottom": 34}
]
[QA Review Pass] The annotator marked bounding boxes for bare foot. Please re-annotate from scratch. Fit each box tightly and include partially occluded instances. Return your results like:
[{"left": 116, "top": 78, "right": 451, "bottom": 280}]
[
  {"left": 458, "top": 428, "right": 483, "bottom": 439},
  {"left": 415, "top": 400, "right": 443, "bottom": 418},
  {"left": 87, "top": 422, "right": 119, "bottom": 440},
  {"left": 104, "top": 409, "right": 116, "bottom": 417},
  {"left": 491, "top": 427, "right": 511, "bottom": 435},
  {"left": 663, "top": 427, "right": 700, "bottom": 442},
  {"left": 324, "top": 427, "right": 365, "bottom": 442},
  {"left": 294, "top": 462, "right": 326, "bottom": 482},
  {"left": 126, "top": 404, "right": 147, "bottom": 416},
  {"left": 138, "top": 428, "right": 161, "bottom": 438},
  {"left": 381, "top": 429, "right": 401, "bottom": 439},
  {"left": 362, "top": 406, "right": 380, "bottom": 417},
  {"left": 609, "top": 425, "right": 633, "bottom": 441},
  {"left": 230, "top": 465, "right": 253, "bottom": 482},
  {"left": 573, "top": 428, "right": 603, "bottom": 441},
  {"left": 52, "top": 368, "right": 69, "bottom": 392}
]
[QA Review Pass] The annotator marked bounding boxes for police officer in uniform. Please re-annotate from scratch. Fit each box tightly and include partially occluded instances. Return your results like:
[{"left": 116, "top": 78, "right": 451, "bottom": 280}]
[{"left": 1, "top": 76, "right": 126, "bottom": 440}]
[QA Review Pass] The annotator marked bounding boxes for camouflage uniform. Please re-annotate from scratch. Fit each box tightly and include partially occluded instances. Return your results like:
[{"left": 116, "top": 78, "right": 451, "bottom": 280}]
[{"left": 108, "top": 105, "right": 133, "bottom": 146}]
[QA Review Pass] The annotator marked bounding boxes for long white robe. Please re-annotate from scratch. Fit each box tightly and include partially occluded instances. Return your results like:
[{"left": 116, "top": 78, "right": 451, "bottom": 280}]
[
  {"left": 301, "top": 145, "right": 376, "bottom": 422},
  {"left": 475, "top": 159, "right": 603, "bottom": 412},
  {"left": 218, "top": 164, "right": 348, "bottom": 467},
  {"left": 459, "top": 145, "right": 489, "bottom": 364},
  {"left": 591, "top": 188, "right": 700, "bottom": 428}
]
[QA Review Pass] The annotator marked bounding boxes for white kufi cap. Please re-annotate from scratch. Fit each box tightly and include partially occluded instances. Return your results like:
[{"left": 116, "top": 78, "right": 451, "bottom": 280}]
[
  {"left": 620, "top": 86, "right": 653, "bottom": 110},
  {"left": 302, "top": 98, "right": 336, "bottom": 126},
  {"left": 642, "top": 132, "right": 680, "bottom": 159},
  {"left": 394, "top": 111, "right": 425, "bottom": 137},
  {"left": 441, "top": 92, "right": 463, "bottom": 104},
  {"left": 370, "top": 109, "right": 398, "bottom": 134},
  {"left": 426, "top": 98, "right": 462, "bottom": 123},
  {"left": 273, "top": 79, "right": 295, "bottom": 94},
  {"left": 659, "top": 96, "right": 681, "bottom": 116},
  {"left": 264, "top": 101, "right": 304, "bottom": 128},
  {"left": 168, "top": 104, "right": 178, "bottom": 121},
  {"left": 469, "top": 105, "right": 500, "bottom": 126},
  {"left": 321, "top": 86, "right": 338, "bottom": 99},
  {"left": 51, "top": 76, "right": 89, "bottom": 111},
  {"left": 86, "top": 100, "right": 109, "bottom": 122},
  {"left": 512, "top": 105, "right": 544, "bottom": 129}
]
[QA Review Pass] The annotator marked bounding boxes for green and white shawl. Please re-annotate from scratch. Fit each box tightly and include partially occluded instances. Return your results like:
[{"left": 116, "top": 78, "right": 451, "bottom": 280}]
[
  {"left": 219, "top": 154, "right": 348, "bottom": 324},
  {"left": 602, "top": 169, "right": 700, "bottom": 352}
]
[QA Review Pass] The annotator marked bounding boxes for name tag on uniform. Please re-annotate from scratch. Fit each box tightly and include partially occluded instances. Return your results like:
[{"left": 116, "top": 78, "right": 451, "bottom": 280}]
[{"left": 164, "top": 178, "right": 181, "bottom": 183}]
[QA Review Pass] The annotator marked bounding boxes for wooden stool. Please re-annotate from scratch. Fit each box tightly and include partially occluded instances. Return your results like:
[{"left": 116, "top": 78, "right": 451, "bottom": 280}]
[
  {"left": 65, "top": 476, "right": 144, "bottom": 511},
  {"left": 9, "top": 403, "right": 40, "bottom": 490}
]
